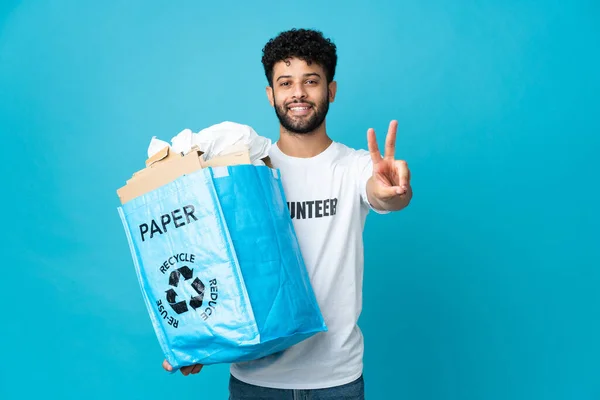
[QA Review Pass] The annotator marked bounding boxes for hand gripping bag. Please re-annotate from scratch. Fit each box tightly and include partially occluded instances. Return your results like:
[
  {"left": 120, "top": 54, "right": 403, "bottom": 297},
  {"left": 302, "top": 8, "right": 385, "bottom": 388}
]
[{"left": 117, "top": 164, "right": 327, "bottom": 370}]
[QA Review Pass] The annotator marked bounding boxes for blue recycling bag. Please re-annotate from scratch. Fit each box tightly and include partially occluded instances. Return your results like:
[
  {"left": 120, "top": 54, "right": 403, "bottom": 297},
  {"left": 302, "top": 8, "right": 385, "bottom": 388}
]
[{"left": 118, "top": 165, "right": 327, "bottom": 370}]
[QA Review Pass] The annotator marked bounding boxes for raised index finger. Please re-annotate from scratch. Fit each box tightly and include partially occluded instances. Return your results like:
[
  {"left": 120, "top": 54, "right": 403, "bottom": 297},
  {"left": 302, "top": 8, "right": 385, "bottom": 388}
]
[
  {"left": 367, "top": 128, "right": 382, "bottom": 164},
  {"left": 384, "top": 120, "right": 398, "bottom": 160}
]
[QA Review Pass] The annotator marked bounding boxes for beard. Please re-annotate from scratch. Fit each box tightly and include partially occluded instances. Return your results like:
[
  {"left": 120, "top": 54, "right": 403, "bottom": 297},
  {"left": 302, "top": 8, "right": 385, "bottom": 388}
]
[{"left": 273, "top": 92, "right": 330, "bottom": 135}]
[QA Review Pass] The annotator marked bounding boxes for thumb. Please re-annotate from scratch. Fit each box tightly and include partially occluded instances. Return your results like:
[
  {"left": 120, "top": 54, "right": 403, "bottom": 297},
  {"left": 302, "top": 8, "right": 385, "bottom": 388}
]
[
  {"left": 162, "top": 359, "right": 173, "bottom": 372},
  {"left": 395, "top": 160, "right": 410, "bottom": 188},
  {"left": 374, "top": 176, "right": 402, "bottom": 198}
]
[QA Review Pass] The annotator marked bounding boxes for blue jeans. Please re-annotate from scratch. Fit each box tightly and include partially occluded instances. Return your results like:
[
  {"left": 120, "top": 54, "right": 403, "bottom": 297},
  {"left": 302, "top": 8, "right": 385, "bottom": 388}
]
[{"left": 228, "top": 374, "right": 365, "bottom": 399}]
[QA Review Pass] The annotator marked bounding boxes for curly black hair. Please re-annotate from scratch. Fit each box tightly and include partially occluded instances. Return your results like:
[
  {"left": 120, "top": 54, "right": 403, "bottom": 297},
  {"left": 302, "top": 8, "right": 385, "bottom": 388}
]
[{"left": 261, "top": 28, "right": 337, "bottom": 87}]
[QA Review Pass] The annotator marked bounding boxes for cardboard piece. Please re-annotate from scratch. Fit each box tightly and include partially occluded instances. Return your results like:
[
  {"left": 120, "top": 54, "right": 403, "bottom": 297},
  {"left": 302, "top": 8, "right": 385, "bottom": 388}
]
[
  {"left": 117, "top": 149, "right": 253, "bottom": 205},
  {"left": 146, "top": 146, "right": 181, "bottom": 167}
]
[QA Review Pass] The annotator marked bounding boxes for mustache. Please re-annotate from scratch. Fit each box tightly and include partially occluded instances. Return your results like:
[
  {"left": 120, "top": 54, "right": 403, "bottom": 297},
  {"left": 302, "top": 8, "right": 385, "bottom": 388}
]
[{"left": 285, "top": 100, "right": 315, "bottom": 107}]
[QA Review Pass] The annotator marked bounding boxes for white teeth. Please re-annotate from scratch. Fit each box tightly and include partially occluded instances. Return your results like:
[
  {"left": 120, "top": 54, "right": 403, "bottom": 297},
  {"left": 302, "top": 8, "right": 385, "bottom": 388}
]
[{"left": 290, "top": 107, "right": 309, "bottom": 111}]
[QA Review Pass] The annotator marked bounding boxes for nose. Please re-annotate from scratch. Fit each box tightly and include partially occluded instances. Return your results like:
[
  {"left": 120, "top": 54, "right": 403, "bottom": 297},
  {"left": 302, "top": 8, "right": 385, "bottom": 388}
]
[{"left": 292, "top": 82, "right": 307, "bottom": 100}]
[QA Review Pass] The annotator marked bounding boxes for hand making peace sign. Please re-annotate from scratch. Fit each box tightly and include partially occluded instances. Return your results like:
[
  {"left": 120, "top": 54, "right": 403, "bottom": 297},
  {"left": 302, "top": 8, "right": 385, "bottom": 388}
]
[{"left": 367, "top": 120, "right": 412, "bottom": 205}]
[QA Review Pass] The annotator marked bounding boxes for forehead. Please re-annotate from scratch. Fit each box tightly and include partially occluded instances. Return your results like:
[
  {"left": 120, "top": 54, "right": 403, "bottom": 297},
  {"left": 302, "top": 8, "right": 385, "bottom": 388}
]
[{"left": 272, "top": 57, "right": 326, "bottom": 79}]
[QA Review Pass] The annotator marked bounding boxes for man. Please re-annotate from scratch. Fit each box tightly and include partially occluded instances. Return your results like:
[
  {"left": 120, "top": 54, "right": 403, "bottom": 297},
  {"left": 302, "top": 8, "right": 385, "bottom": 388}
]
[{"left": 163, "top": 28, "right": 412, "bottom": 399}]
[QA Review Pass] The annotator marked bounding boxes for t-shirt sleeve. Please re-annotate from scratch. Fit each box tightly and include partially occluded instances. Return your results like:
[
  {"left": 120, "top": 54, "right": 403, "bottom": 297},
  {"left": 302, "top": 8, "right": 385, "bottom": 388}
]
[{"left": 356, "top": 150, "right": 390, "bottom": 215}]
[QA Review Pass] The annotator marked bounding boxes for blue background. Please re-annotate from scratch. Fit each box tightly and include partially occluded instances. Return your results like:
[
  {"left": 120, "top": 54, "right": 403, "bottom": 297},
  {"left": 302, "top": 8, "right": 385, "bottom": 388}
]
[{"left": 1, "top": 1, "right": 598, "bottom": 399}]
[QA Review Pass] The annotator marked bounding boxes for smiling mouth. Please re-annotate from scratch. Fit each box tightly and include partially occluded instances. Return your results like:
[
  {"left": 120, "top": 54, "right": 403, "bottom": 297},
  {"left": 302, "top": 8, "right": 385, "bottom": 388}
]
[{"left": 287, "top": 104, "right": 313, "bottom": 116}]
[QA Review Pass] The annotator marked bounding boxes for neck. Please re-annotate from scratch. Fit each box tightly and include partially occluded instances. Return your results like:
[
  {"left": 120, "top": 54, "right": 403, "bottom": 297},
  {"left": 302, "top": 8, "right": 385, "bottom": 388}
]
[{"left": 277, "top": 122, "right": 333, "bottom": 158}]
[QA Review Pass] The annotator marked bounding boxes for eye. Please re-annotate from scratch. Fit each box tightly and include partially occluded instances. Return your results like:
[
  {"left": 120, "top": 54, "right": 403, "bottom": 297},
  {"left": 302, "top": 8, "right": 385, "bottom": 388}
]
[
  {"left": 280, "top": 81, "right": 291, "bottom": 87},
  {"left": 306, "top": 80, "right": 318, "bottom": 85}
]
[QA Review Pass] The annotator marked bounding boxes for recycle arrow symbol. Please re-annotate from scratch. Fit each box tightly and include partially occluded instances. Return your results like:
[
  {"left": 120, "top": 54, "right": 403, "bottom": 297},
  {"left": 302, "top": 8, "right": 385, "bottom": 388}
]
[
  {"left": 169, "top": 265, "right": 194, "bottom": 286},
  {"left": 165, "top": 266, "right": 206, "bottom": 315},
  {"left": 189, "top": 277, "right": 205, "bottom": 310},
  {"left": 165, "top": 288, "right": 188, "bottom": 314}
]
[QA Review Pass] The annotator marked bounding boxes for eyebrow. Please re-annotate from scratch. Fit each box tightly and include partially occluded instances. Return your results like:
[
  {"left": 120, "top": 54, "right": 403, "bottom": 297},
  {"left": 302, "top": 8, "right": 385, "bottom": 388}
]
[{"left": 276, "top": 72, "right": 322, "bottom": 82}]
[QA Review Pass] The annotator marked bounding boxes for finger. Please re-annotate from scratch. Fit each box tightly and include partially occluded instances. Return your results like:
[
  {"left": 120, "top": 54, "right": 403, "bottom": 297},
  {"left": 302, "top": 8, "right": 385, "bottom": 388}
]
[
  {"left": 367, "top": 128, "right": 382, "bottom": 164},
  {"left": 377, "top": 181, "right": 402, "bottom": 198},
  {"left": 180, "top": 366, "right": 193, "bottom": 376},
  {"left": 162, "top": 359, "right": 173, "bottom": 372},
  {"left": 191, "top": 364, "right": 203, "bottom": 374},
  {"left": 384, "top": 120, "right": 398, "bottom": 160},
  {"left": 395, "top": 160, "right": 410, "bottom": 189}
]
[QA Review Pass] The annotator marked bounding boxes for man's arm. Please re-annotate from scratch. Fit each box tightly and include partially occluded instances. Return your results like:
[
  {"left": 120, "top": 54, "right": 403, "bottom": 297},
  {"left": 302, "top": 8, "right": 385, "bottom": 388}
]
[{"left": 365, "top": 120, "right": 413, "bottom": 212}]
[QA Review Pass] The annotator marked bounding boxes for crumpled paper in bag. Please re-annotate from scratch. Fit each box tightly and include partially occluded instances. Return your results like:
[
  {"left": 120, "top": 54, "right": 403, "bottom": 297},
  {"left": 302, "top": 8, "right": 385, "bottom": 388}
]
[
  {"left": 147, "top": 137, "right": 173, "bottom": 158},
  {"left": 146, "top": 121, "right": 271, "bottom": 166}
]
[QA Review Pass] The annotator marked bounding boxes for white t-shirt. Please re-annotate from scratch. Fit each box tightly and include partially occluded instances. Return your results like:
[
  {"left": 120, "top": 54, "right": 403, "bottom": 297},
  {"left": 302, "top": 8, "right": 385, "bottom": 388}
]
[{"left": 230, "top": 140, "right": 385, "bottom": 390}]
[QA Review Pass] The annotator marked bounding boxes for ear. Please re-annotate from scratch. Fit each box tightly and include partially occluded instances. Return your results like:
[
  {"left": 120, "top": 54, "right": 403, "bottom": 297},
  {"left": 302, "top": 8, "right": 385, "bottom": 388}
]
[
  {"left": 328, "top": 81, "right": 337, "bottom": 103},
  {"left": 266, "top": 85, "right": 275, "bottom": 107}
]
